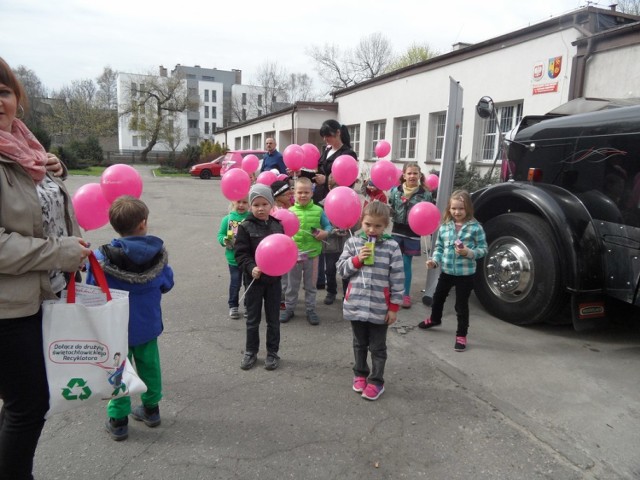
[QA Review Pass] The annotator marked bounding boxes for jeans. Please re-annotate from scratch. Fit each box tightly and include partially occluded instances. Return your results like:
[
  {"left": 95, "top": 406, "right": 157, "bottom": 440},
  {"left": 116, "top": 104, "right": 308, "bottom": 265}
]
[
  {"left": 284, "top": 256, "right": 318, "bottom": 311},
  {"left": 316, "top": 253, "right": 326, "bottom": 287},
  {"left": 431, "top": 272, "right": 475, "bottom": 336},
  {"left": 351, "top": 321, "right": 389, "bottom": 386},
  {"left": 0, "top": 310, "right": 49, "bottom": 480},
  {"left": 228, "top": 264, "right": 242, "bottom": 309},
  {"left": 324, "top": 251, "right": 347, "bottom": 296},
  {"left": 245, "top": 279, "right": 281, "bottom": 355}
]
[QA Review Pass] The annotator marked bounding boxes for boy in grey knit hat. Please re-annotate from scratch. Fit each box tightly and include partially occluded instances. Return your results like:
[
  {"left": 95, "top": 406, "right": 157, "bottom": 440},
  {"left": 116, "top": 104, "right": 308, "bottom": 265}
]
[{"left": 234, "top": 183, "right": 285, "bottom": 370}]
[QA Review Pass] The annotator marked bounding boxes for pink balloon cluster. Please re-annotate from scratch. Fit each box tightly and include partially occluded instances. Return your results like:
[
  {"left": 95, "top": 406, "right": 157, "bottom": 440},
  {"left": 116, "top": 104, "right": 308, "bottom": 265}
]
[
  {"left": 221, "top": 168, "right": 251, "bottom": 201},
  {"left": 374, "top": 140, "right": 391, "bottom": 158},
  {"left": 72, "top": 164, "right": 143, "bottom": 231},
  {"left": 255, "top": 233, "right": 298, "bottom": 276},
  {"left": 241, "top": 154, "right": 260, "bottom": 174},
  {"left": 283, "top": 144, "right": 304, "bottom": 171},
  {"left": 331, "top": 155, "right": 359, "bottom": 186},
  {"left": 425, "top": 173, "right": 439, "bottom": 191},
  {"left": 271, "top": 209, "right": 300, "bottom": 237},
  {"left": 370, "top": 160, "right": 401, "bottom": 191},
  {"left": 408, "top": 202, "right": 441, "bottom": 236},
  {"left": 301, "top": 143, "right": 320, "bottom": 170}
]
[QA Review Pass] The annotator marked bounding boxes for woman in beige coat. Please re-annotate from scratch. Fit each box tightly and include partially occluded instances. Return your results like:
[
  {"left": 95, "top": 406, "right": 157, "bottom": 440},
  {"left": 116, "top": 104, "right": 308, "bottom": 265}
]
[{"left": 0, "top": 56, "right": 91, "bottom": 480}]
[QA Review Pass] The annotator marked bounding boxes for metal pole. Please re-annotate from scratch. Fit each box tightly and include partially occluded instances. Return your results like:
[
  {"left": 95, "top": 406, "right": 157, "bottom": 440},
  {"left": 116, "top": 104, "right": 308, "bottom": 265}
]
[{"left": 422, "top": 77, "right": 464, "bottom": 305}]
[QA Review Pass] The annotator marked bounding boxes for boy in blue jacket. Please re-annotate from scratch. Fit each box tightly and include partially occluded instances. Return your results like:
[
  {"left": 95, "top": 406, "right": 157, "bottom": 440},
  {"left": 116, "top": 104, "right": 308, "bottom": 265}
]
[{"left": 87, "top": 196, "right": 174, "bottom": 441}]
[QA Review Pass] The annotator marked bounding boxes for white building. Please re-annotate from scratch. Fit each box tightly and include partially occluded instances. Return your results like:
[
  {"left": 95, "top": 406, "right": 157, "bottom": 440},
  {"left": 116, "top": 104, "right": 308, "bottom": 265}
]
[{"left": 217, "top": 6, "right": 640, "bottom": 174}]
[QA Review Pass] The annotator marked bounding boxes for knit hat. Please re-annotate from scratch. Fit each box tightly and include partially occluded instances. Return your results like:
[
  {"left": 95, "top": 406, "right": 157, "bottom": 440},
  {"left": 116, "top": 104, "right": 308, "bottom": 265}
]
[
  {"left": 271, "top": 180, "right": 291, "bottom": 198},
  {"left": 249, "top": 183, "right": 274, "bottom": 206}
]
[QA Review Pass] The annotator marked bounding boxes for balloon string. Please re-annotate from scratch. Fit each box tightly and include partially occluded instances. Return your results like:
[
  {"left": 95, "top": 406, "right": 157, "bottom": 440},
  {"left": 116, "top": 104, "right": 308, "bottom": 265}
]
[
  {"left": 301, "top": 230, "right": 329, "bottom": 245},
  {"left": 239, "top": 278, "right": 256, "bottom": 304}
]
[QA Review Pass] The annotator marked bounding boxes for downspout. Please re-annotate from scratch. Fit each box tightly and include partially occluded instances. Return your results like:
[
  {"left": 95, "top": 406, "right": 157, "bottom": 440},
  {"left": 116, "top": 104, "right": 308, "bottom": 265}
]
[
  {"left": 576, "top": 37, "right": 595, "bottom": 98},
  {"left": 291, "top": 103, "right": 297, "bottom": 145}
]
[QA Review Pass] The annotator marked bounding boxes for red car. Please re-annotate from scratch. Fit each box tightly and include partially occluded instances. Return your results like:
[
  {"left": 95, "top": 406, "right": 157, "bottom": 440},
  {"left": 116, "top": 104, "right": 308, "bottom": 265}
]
[{"left": 189, "top": 150, "right": 267, "bottom": 179}]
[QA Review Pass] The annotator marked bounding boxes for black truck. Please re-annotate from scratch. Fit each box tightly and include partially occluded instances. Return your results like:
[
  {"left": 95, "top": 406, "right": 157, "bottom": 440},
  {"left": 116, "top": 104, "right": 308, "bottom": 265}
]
[{"left": 472, "top": 99, "right": 640, "bottom": 329}]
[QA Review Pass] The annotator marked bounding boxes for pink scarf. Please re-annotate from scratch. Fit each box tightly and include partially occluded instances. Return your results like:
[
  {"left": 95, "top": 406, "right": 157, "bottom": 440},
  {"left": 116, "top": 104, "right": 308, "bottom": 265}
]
[{"left": 0, "top": 119, "right": 47, "bottom": 182}]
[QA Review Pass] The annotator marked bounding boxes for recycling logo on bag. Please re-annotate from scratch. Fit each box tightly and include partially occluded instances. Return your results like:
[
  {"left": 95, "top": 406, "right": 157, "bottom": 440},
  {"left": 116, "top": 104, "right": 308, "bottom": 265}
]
[{"left": 61, "top": 378, "right": 92, "bottom": 401}]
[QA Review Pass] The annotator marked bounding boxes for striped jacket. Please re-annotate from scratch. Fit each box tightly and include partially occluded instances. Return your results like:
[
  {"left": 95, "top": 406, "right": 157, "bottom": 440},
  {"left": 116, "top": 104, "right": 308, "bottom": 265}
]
[
  {"left": 337, "top": 233, "right": 404, "bottom": 324},
  {"left": 432, "top": 219, "right": 488, "bottom": 276}
]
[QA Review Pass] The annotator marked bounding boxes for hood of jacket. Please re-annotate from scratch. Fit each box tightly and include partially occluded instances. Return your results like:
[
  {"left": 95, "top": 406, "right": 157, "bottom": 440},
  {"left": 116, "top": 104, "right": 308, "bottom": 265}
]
[{"left": 100, "top": 235, "right": 167, "bottom": 284}]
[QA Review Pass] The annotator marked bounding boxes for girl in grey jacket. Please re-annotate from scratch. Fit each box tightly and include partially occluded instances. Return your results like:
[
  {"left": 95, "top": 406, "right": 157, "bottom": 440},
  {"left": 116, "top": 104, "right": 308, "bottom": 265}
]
[{"left": 337, "top": 201, "right": 404, "bottom": 401}]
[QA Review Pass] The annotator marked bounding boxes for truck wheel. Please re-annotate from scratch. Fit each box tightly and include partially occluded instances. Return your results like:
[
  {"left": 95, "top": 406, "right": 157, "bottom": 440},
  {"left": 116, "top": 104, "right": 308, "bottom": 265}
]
[
  {"left": 200, "top": 170, "right": 212, "bottom": 180},
  {"left": 474, "top": 213, "right": 566, "bottom": 324}
]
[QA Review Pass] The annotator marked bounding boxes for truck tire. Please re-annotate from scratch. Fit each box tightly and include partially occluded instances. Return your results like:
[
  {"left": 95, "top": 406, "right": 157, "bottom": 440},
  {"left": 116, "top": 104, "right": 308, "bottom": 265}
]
[{"left": 474, "top": 213, "right": 566, "bottom": 324}]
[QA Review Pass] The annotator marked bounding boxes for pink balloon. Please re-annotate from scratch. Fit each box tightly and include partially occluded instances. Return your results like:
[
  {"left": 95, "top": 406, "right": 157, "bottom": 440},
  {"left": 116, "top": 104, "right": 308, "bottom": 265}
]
[
  {"left": 408, "top": 202, "right": 441, "bottom": 236},
  {"left": 100, "top": 164, "right": 143, "bottom": 204},
  {"left": 301, "top": 143, "right": 320, "bottom": 169},
  {"left": 324, "top": 186, "right": 362, "bottom": 229},
  {"left": 283, "top": 144, "right": 304, "bottom": 171},
  {"left": 221, "top": 168, "right": 251, "bottom": 201},
  {"left": 370, "top": 160, "right": 401, "bottom": 191},
  {"left": 255, "top": 233, "right": 298, "bottom": 276},
  {"left": 425, "top": 173, "right": 439, "bottom": 191},
  {"left": 331, "top": 155, "right": 359, "bottom": 186},
  {"left": 276, "top": 173, "right": 289, "bottom": 181},
  {"left": 256, "top": 171, "right": 277, "bottom": 186},
  {"left": 272, "top": 208, "right": 300, "bottom": 237},
  {"left": 374, "top": 140, "right": 391, "bottom": 158},
  {"left": 241, "top": 154, "right": 260, "bottom": 174},
  {"left": 72, "top": 183, "right": 110, "bottom": 231}
]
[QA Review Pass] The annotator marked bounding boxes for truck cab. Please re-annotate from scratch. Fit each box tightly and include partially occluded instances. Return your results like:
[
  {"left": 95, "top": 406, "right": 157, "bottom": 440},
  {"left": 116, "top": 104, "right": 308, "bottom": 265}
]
[{"left": 472, "top": 101, "right": 640, "bottom": 328}]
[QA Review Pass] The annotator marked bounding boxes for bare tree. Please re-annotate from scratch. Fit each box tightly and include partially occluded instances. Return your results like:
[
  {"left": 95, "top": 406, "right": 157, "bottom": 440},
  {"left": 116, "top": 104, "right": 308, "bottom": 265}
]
[
  {"left": 285, "top": 73, "right": 316, "bottom": 102},
  {"left": 615, "top": 0, "right": 640, "bottom": 14},
  {"left": 386, "top": 42, "right": 440, "bottom": 72},
  {"left": 308, "top": 32, "right": 394, "bottom": 93},
  {"left": 96, "top": 66, "right": 118, "bottom": 110},
  {"left": 13, "top": 66, "right": 48, "bottom": 128},
  {"left": 231, "top": 62, "right": 291, "bottom": 122},
  {"left": 158, "top": 112, "right": 185, "bottom": 159},
  {"left": 120, "top": 72, "right": 192, "bottom": 162}
]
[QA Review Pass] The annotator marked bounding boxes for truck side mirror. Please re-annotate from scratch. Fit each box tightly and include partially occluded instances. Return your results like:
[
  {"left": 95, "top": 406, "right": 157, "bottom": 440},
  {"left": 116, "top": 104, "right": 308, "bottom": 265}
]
[{"left": 476, "top": 96, "right": 495, "bottom": 119}]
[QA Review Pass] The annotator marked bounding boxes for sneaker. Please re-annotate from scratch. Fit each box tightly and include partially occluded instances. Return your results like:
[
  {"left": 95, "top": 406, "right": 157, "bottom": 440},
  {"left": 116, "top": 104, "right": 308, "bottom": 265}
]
[
  {"left": 240, "top": 352, "right": 257, "bottom": 370},
  {"left": 352, "top": 376, "right": 367, "bottom": 393},
  {"left": 279, "top": 309, "right": 294, "bottom": 323},
  {"left": 280, "top": 301, "right": 286, "bottom": 311},
  {"left": 454, "top": 336, "right": 467, "bottom": 352},
  {"left": 361, "top": 383, "right": 385, "bottom": 401},
  {"left": 417, "top": 317, "right": 442, "bottom": 329},
  {"left": 264, "top": 353, "right": 280, "bottom": 371},
  {"left": 131, "top": 405, "right": 161, "bottom": 428},
  {"left": 402, "top": 295, "right": 412, "bottom": 308},
  {"left": 105, "top": 417, "right": 128, "bottom": 441},
  {"left": 243, "top": 311, "right": 248, "bottom": 318},
  {"left": 323, "top": 293, "right": 336, "bottom": 305},
  {"left": 229, "top": 307, "right": 240, "bottom": 319},
  {"left": 306, "top": 309, "right": 320, "bottom": 325}
]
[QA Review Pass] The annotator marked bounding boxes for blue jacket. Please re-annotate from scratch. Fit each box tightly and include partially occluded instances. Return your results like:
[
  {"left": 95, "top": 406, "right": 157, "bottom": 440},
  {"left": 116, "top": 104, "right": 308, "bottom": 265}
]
[
  {"left": 260, "top": 150, "right": 287, "bottom": 174},
  {"left": 87, "top": 236, "right": 174, "bottom": 346},
  {"left": 432, "top": 219, "right": 487, "bottom": 276}
]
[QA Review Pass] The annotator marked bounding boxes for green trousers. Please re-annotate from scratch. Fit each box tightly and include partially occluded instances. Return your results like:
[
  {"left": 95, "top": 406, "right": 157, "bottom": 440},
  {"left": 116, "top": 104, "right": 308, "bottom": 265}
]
[{"left": 107, "top": 338, "right": 162, "bottom": 419}]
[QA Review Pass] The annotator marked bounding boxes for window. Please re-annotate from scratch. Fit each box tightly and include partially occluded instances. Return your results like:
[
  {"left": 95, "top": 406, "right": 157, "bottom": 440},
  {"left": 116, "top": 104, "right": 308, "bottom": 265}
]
[
  {"left": 243, "top": 135, "right": 250, "bottom": 149},
  {"left": 252, "top": 134, "right": 262, "bottom": 149},
  {"left": 204, "top": 106, "right": 209, "bottom": 118},
  {"left": 131, "top": 82, "right": 137, "bottom": 96},
  {"left": 242, "top": 93, "right": 247, "bottom": 105},
  {"left": 272, "top": 95, "right": 277, "bottom": 103},
  {"left": 132, "top": 136, "right": 138, "bottom": 147},
  {"left": 212, "top": 122, "right": 217, "bottom": 132},
  {"left": 395, "top": 117, "right": 418, "bottom": 159},
  {"left": 204, "top": 122, "right": 210, "bottom": 134},
  {"left": 234, "top": 138, "right": 242, "bottom": 150},
  {"left": 188, "top": 120, "right": 198, "bottom": 129},
  {"left": 258, "top": 110, "right": 262, "bottom": 117},
  {"left": 367, "top": 121, "right": 386, "bottom": 158},
  {"left": 434, "top": 112, "right": 446, "bottom": 160},
  {"left": 258, "top": 95, "right": 263, "bottom": 107},
  {"left": 204, "top": 90, "right": 209, "bottom": 102},
  {"left": 212, "top": 106, "right": 217, "bottom": 118},
  {"left": 348, "top": 125, "right": 360, "bottom": 156},
  {"left": 481, "top": 101, "right": 523, "bottom": 161},
  {"left": 140, "top": 137, "right": 147, "bottom": 148},
  {"left": 212, "top": 90, "right": 217, "bottom": 102},
  {"left": 186, "top": 74, "right": 196, "bottom": 79},
  {"left": 139, "top": 84, "right": 145, "bottom": 96}
]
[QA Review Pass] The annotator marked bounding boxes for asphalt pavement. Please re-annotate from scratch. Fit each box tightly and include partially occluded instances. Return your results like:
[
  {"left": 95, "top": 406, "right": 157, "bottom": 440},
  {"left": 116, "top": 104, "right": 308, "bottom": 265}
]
[{"left": 32, "top": 167, "right": 639, "bottom": 480}]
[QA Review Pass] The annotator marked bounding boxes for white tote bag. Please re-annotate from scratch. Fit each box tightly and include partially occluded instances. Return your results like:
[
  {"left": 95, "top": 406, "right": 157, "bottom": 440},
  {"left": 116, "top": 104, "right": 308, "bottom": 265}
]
[{"left": 42, "top": 253, "right": 147, "bottom": 418}]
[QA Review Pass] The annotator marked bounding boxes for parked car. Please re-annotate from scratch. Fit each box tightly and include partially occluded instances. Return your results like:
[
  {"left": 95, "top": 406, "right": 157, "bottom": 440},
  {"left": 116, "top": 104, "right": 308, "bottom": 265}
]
[{"left": 189, "top": 150, "right": 267, "bottom": 179}]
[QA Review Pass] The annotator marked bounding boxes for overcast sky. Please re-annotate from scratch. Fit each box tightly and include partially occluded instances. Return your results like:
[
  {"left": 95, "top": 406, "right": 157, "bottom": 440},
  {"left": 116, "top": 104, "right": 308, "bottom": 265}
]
[{"left": 2, "top": 0, "right": 593, "bottom": 94}]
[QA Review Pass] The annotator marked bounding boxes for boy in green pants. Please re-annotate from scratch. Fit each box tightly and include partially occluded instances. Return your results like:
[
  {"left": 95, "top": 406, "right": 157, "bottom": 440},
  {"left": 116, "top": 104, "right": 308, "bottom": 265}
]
[{"left": 87, "top": 196, "right": 174, "bottom": 441}]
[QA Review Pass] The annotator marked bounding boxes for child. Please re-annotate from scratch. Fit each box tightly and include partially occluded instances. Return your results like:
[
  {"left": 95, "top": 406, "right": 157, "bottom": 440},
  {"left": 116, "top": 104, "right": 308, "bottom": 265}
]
[
  {"left": 234, "top": 184, "right": 285, "bottom": 370},
  {"left": 270, "top": 180, "right": 293, "bottom": 211},
  {"left": 388, "top": 162, "right": 432, "bottom": 308},
  {"left": 217, "top": 197, "right": 250, "bottom": 319},
  {"left": 337, "top": 201, "right": 404, "bottom": 401},
  {"left": 417, "top": 190, "right": 487, "bottom": 352},
  {"left": 362, "top": 179, "right": 388, "bottom": 208},
  {"left": 280, "top": 177, "right": 332, "bottom": 325},
  {"left": 88, "top": 196, "right": 174, "bottom": 441}
]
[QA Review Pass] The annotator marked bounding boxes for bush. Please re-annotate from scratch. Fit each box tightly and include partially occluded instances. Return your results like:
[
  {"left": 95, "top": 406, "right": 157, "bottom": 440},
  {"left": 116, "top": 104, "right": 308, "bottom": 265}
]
[
  {"left": 52, "top": 145, "right": 79, "bottom": 169},
  {"left": 63, "top": 137, "right": 104, "bottom": 165},
  {"left": 30, "top": 125, "right": 52, "bottom": 151}
]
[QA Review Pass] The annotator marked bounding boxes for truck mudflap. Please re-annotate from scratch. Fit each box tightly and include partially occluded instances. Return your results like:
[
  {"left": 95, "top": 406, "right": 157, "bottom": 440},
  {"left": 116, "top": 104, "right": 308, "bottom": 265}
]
[{"left": 571, "top": 293, "right": 608, "bottom": 331}]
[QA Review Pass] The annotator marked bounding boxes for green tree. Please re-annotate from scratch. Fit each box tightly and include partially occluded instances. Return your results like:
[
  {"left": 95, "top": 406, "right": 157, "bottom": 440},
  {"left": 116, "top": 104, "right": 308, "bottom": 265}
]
[{"left": 386, "top": 43, "right": 439, "bottom": 72}]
